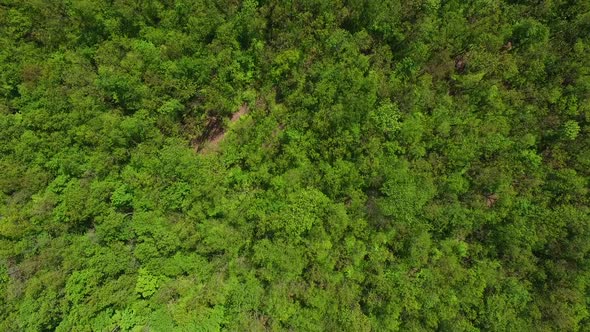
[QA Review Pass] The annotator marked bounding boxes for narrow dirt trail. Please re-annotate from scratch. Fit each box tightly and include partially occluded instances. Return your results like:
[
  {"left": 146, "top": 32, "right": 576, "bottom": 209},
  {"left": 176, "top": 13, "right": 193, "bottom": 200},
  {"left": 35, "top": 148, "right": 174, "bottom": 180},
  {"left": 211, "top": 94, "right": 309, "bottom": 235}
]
[{"left": 194, "top": 103, "right": 249, "bottom": 153}]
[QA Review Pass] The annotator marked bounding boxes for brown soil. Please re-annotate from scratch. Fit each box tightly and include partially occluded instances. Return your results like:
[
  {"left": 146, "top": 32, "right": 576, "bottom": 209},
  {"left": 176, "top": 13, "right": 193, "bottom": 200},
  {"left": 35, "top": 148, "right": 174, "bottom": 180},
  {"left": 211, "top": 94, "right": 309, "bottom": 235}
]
[
  {"left": 193, "top": 103, "right": 249, "bottom": 153},
  {"left": 231, "top": 103, "right": 248, "bottom": 122},
  {"left": 455, "top": 56, "right": 466, "bottom": 73},
  {"left": 485, "top": 193, "right": 498, "bottom": 208}
]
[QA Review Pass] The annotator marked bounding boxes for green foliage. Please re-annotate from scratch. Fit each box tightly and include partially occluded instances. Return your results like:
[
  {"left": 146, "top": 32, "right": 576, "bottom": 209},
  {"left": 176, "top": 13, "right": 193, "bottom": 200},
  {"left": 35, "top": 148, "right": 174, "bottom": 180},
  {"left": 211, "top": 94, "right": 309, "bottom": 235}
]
[
  {"left": 135, "top": 268, "right": 161, "bottom": 299},
  {"left": 1, "top": 0, "right": 589, "bottom": 331},
  {"left": 369, "top": 102, "right": 401, "bottom": 136},
  {"left": 563, "top": 120, "right": 580, "bottom": 140},
  {"left": 512, "top": 18, "right": 550, "bottom": 50}
]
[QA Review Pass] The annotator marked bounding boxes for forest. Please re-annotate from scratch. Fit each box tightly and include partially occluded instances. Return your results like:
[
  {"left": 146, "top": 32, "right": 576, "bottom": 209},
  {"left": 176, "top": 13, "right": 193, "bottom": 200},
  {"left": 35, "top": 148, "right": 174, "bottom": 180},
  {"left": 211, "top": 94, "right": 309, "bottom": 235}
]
[{"left": 1, "top": 0, "right": 589, "bottom": 331}]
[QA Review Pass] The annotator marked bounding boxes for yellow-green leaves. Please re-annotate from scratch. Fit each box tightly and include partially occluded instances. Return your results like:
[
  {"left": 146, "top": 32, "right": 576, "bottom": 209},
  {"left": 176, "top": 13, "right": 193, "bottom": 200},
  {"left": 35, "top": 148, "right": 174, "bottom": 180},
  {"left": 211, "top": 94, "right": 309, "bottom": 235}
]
[{"left": 135, "top": 268, "right": 161, "bottom": 299}]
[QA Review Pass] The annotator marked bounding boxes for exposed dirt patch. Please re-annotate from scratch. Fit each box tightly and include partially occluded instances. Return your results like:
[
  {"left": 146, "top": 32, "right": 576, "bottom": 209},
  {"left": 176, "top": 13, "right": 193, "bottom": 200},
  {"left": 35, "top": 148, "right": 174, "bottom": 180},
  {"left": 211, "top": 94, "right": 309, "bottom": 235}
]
[
  {"left": 231, "top": 103, "right": 248, "bottom": 122},
  {"left": 455, "top": 55, "right": 466, "bottom": 73},
  {"left": 485, "top": 193, "right": 498, "bottom": 208},
  {"left": 193, "top": 103, "right": 249, "bottom": 153}
]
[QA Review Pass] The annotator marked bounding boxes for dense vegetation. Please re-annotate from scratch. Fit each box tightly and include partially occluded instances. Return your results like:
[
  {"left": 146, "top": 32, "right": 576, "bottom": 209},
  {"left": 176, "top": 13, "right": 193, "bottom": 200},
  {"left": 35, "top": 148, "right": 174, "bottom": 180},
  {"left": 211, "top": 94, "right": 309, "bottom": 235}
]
[{"left": 1, "top": 0, "right": 590, "bottom": 330}]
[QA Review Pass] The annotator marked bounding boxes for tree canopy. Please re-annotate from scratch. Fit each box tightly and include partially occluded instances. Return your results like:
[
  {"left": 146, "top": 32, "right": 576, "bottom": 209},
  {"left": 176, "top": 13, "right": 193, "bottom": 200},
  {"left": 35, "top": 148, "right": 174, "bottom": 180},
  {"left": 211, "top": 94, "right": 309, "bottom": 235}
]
[{"left": 1, "top": 0, "right": 590, "bottom": 330}]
